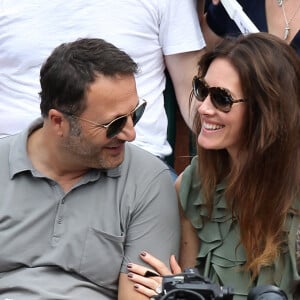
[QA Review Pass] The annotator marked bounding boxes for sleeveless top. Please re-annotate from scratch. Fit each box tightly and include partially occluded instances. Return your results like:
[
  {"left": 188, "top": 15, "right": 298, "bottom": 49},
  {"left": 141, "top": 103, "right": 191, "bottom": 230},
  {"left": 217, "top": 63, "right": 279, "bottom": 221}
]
[{"left": 179, "top": 156, "right": 300, "bottom": 299}]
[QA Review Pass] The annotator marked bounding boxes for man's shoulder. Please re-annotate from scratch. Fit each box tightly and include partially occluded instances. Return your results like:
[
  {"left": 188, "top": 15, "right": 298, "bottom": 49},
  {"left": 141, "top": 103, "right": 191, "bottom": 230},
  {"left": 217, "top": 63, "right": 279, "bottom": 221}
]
[
  {"left": 0, "top": 134, "right": 20, "bottom": 178},
  {"left": 125, "top": 143, "right": 169, "bottom": 173},
  {"left": 0, "top": 134, "right": 17, "bottom": 152}
]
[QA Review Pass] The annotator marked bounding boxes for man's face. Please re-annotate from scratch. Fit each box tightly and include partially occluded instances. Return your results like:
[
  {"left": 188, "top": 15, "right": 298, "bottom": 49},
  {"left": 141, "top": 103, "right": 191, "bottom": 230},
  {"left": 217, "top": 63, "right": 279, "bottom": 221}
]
[{"left": 61, "top": 74, "right": 139, "bottom": 169}]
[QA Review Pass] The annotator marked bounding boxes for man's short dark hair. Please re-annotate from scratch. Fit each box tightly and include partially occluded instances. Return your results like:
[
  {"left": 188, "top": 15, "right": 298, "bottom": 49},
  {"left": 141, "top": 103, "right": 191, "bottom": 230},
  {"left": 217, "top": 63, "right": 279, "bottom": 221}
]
[{"left": 39, "top": 38, "right": 138, "bottom": 117}]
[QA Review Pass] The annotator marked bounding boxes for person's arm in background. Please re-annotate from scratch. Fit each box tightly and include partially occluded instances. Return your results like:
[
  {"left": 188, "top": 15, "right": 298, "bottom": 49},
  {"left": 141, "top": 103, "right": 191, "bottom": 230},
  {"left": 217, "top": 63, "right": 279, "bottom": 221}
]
[
  {"left": 165, "top": 50, "right": 204, "bottom": 129},
  {"left": 161, "top": 0, "right": 206, "bottom": 130}
]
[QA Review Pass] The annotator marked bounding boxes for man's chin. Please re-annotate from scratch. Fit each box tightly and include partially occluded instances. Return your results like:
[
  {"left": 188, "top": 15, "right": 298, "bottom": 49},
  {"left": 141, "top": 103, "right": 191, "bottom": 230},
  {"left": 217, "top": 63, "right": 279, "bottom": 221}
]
[{"left": 99, "top": 153, "right": 125, "bottom": 169}]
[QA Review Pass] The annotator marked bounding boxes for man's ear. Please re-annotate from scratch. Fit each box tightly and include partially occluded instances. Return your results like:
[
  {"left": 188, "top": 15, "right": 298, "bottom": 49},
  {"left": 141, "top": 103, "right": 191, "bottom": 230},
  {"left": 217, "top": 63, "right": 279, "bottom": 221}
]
[{"left": 48, "top": 109, "right": 68, "bottom": 136}]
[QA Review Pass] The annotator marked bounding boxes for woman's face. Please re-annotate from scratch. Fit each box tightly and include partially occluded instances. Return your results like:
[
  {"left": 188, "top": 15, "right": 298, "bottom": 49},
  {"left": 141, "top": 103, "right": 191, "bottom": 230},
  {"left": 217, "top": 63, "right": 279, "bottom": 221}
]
[{"left": 196, "top": 58, "right": 247, "bottom": 161}]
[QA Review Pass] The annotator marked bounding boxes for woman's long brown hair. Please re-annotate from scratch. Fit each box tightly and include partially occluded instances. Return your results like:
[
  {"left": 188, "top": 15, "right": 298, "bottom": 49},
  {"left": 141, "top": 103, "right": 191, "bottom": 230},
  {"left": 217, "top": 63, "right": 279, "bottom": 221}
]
[{"left": 192, "top": 33, "right": 300, "bottom": 278}]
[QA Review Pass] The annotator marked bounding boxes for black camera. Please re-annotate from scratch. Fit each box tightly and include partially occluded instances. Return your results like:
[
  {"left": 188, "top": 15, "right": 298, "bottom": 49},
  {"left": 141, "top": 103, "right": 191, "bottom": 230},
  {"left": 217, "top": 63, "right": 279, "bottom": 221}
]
[
  {"left": 248, "top": 285, "right": 288, "bottom": 300},
  {"left": 151, "top": 268, "right": 233, "bottom": 300},
  {"left": 151, "top": 268, "right": 288, "bottom": 300}
]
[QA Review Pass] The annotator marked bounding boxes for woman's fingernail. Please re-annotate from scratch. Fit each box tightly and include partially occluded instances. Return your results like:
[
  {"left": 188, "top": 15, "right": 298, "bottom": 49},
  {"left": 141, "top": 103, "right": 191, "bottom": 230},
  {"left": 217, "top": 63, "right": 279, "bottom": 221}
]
[
  {"left": 140, "top": 251, "right": 146, "bottom": 257},
  {"left": 128, "top": 273, "right": 133, "bottom": 278},
  {"left": 127, "top": 263, "right": 133, "bottom": 269},
  {"left": 144, "top": 270, "right": 159, "bottom": 277},
  {"left": 134, "top": 284, "right": 139, "bottom": 289}
]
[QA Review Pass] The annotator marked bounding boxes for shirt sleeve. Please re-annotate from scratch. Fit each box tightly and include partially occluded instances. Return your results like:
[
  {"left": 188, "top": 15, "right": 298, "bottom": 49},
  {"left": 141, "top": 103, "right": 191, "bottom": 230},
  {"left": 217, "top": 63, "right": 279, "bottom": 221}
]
[
  {"left": 159, "top": 0, "right": 205, "bottom": 55},
  {"left": 120, "top": 168, "right": 180, "bottom": 272}
]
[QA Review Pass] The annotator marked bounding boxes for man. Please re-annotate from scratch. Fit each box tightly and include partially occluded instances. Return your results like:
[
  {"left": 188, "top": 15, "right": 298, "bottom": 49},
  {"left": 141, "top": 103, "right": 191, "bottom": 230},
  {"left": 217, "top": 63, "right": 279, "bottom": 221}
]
[
  {"left": 0, "top": 0, "right": 205, "bottom": 171},
  {"left": 0, "top": 38, "right": 180, "bottom": 300}
]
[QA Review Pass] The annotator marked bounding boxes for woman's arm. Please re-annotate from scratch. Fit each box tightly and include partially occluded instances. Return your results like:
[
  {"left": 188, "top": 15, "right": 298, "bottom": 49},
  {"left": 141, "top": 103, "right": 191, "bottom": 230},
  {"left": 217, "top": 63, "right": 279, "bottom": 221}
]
[{"left": 176, "top": 173, "right": 200, "bottom": 269}]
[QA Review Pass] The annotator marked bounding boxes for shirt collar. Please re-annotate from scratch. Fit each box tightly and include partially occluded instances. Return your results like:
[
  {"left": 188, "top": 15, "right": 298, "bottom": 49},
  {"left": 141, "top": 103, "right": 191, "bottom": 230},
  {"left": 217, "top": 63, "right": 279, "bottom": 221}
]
[
  {"left": 9, "top": 119, "right": 42, "bottom": 179},
  {"left": 9, "top": 118, "right": 122, "bottom": 179}
]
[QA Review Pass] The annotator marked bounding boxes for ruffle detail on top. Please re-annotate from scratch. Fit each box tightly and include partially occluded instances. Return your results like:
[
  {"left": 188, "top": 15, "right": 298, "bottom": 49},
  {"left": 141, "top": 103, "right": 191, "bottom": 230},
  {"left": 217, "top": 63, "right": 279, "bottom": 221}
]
[{"left": 179, "top": 156, "right": 299, "bottom": 300}]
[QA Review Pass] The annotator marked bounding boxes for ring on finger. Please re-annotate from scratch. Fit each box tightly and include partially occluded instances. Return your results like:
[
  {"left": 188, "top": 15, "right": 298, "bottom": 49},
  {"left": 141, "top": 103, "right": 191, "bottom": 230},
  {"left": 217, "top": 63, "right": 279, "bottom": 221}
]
[{"left": 155, "top": 284, "right": 162, "bottom": 294}]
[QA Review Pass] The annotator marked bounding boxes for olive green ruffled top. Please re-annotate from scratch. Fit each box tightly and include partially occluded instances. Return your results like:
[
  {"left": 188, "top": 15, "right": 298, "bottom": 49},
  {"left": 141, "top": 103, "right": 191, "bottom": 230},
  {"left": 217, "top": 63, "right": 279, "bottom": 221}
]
[{"left": 179, "top": 156, "right": 300, "bottom": 300}]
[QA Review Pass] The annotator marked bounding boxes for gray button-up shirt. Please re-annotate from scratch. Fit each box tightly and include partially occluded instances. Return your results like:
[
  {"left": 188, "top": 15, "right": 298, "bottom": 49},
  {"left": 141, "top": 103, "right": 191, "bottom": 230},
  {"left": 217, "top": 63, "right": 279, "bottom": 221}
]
[{"left": 0, "top": 120, "right": 180, "bottom": 299}]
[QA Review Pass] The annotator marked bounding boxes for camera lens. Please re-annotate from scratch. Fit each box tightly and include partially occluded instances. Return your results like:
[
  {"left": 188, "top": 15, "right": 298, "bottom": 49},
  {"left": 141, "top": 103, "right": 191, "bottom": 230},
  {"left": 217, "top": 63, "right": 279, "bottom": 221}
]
[{"left": 247, "top": 285, "right": 288, "bottom": 300}]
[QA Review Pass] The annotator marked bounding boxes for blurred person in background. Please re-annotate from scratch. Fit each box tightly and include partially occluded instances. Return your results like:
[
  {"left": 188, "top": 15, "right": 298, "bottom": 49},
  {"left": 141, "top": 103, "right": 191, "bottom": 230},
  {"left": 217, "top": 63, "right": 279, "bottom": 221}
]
[
  {"left": 198, "top": 0, "right": 300, "bottom": 56},
  {"left": 0, "top": 0, "right": 205, "bottom": 178}
]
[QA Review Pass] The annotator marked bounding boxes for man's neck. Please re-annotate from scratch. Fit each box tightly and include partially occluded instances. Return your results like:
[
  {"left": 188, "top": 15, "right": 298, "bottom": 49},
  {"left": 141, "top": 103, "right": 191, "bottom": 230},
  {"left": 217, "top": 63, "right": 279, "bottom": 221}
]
[{"left": 27, "top": 127, "right": 88, "bottom": 192}]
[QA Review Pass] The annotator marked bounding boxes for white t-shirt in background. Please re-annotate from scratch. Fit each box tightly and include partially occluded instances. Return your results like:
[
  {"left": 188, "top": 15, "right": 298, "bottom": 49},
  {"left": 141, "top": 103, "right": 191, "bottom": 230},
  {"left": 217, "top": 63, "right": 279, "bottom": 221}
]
[{"left": 0, "top": 0, "right": 205, "bottom": 157}]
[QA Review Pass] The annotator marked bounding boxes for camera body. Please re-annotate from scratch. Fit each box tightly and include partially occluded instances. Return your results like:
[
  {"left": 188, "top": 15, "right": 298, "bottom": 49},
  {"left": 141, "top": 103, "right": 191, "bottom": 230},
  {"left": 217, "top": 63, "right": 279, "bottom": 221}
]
[
  {"left": 151, "top": 268, "right": 288, "bottom": 300},
  {"left": 152, "top": 268, "right": 234, "bottom": 300}
]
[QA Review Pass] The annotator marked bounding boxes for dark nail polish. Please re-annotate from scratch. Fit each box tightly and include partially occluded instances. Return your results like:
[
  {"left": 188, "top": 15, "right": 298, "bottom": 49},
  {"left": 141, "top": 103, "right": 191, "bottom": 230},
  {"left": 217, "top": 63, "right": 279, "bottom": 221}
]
[
  {"left": 140, "top": 251, "right": 146, "bottom": 257},
  {"left": 144, "top": 270, "right": 159, "bottom": 277},
  {"left": 134, "top": 284, "right": 139, "bottom": 289},
  {"left": 127, "top": 263, "right": 133, "bottom": 269},
  {"left": 128, "top": 273, "right": 133, "bottom": 278}
]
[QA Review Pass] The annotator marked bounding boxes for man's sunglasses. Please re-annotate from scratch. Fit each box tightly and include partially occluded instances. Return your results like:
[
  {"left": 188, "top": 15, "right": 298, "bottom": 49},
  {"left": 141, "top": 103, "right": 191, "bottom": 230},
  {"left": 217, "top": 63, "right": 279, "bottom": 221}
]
[
  {"left": 61, "top": 99, "right": 147, "bottom": 138},
  {"left": 192, "top": 76, "right": 247, "bottom": 113}
]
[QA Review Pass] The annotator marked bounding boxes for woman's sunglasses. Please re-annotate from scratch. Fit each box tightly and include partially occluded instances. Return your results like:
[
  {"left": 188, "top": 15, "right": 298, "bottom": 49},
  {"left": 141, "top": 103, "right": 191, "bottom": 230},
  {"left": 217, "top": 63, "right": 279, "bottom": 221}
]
[
  {"left": 192, "top": 76, "right": 246, "bottom": 113},
  {"left": 61, "top": 99, "right": 147, "bottom": 138}
]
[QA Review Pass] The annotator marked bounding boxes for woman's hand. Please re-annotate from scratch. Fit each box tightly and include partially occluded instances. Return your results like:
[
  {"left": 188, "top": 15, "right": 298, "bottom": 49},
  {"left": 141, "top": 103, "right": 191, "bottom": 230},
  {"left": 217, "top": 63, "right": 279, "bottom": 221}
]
[{"left": 127, "top": 251, "right": 182, "bottom": 298}]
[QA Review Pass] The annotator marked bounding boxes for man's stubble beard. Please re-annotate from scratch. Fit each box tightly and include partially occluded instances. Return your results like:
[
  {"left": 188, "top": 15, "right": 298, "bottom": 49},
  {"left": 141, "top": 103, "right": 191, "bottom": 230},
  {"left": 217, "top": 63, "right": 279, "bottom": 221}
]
[{"left": 61, "top": 118, "right": 123, "bottom": 169}]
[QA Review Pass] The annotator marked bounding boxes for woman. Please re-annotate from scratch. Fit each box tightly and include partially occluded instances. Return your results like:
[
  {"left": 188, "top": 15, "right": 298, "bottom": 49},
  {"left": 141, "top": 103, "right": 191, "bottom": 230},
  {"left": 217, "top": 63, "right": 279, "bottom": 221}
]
[{"left": 126, "top": 32, "right": 300, "bottom": 299}]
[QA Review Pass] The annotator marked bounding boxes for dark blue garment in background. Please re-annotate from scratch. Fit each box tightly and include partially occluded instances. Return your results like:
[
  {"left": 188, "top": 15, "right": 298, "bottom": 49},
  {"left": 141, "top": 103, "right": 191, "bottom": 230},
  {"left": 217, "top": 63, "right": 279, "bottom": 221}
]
[{"left": 206, "top": 0, "right": 300, "bottom": 56}]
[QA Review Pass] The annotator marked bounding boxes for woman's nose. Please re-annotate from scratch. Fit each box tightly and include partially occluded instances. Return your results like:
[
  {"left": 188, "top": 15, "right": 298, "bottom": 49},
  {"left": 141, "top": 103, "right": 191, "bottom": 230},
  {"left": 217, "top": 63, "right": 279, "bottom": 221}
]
[{"left": 197, "top": 95, "right": 215, "bottom": 114}]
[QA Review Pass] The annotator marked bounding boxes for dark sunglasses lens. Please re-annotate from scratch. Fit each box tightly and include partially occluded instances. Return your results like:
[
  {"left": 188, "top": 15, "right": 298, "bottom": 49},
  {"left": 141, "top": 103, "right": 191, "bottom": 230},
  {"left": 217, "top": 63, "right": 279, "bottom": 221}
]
[
  {"left": 193, "top": 77, "right": 208, "bottom": 101},
  {"left": 132, "top": 102, "right": 146, "bottom": 125},
  {"left": 106, "top": 117, "right": 127, "bottom": 138},
  {"left": 106, "top": 102, "right": 146, "bottom": 138},
  {"left": 210, "top": 88, "right": 232, "bottom": 113}
]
